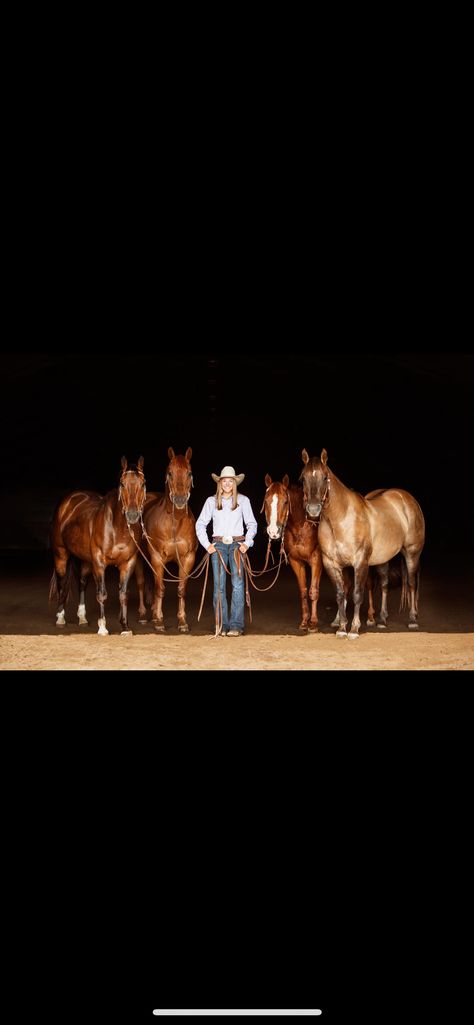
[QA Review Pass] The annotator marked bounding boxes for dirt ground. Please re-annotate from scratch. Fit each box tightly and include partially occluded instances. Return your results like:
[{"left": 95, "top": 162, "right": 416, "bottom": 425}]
[{"left": 1, "top": 553, "right": 473, "bottom": 670}]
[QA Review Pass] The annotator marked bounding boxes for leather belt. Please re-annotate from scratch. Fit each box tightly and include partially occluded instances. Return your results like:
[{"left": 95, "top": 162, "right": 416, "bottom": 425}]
[{"left": 213, "top": 535, "right": 245, "bottom": 542}]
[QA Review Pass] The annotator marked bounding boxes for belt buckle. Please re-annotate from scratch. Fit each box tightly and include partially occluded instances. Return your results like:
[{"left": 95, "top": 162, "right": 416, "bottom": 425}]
[{"left": 222, "top": 535, "right": 233, "bottom": 544}]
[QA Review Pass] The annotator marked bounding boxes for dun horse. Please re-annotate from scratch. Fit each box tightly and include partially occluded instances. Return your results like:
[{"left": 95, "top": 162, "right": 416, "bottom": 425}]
[
  {"left": 50, "top": 457, "right": 147, "bottom": 635},
  {"left": 262, "top": 475, "right": 323, "bottom": 631},
  {"left": 137, "top": 447, "right": 197, "bottom": 632},
  {"left": 300, "top": 449, "right": 425, "bottom": 638}
]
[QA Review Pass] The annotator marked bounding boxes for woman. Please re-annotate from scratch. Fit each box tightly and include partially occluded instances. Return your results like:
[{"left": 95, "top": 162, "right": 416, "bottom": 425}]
[{"left": 196, "top": 465, "right": 258, "bottom": 636}]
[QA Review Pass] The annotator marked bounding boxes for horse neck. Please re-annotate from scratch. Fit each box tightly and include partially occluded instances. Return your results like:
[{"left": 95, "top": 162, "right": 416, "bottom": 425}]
[{"left": 323, "top": 468, "right": 349, "bottom": 520}]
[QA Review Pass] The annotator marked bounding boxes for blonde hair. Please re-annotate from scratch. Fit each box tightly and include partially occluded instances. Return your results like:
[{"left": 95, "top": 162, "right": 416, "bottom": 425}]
[{"left": 216, "top": 479, "right": 239, "bottom": 511}]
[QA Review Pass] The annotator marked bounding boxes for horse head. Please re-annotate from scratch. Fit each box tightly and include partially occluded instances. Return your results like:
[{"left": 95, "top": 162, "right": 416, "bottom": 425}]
[
  {"left": 166, "top": 447, "right": 193, "bottom": 510},
  {"left": 300, "top": 448, "right": 330, "bottom": 522},
  {"left": 261, "top": 474, "right": 291, "bottom": 540},
  {"left": 119, "top": 455, "right": 146, "bottom": 525}
]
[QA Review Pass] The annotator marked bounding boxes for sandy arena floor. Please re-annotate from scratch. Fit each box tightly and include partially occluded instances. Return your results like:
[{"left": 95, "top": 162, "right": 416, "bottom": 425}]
[{"left": 1, "top": 553, "right": 473, "bottom": 670}]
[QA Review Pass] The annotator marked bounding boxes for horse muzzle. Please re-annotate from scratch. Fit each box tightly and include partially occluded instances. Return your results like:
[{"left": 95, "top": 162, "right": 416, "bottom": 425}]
[
  {"left": 173, "top": 494, "right": 189, "bottom": 509},
  {"left": 267, "top": 526, "right": 282, "bottom": 540},
  {"left": 125, "top": 509, "right": 140, "bottom": 525},
  {"left": 306, "top": 502, "right": 322, "bottom": 520}
]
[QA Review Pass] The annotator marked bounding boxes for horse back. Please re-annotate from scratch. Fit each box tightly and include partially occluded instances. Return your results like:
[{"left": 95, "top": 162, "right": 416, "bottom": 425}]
[{"left": 52, "top": 490, "right": 102, "bottom": 560}]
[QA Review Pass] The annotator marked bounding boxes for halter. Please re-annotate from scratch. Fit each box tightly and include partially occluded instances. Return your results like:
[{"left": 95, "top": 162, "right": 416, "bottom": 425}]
[{"left": 261, "top": 485, "right": 291, "bottom": 556}]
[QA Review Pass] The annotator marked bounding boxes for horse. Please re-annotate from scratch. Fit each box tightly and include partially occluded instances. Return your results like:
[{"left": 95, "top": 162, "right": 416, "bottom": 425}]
[
  {"left": 300, "top": 448, "right": 425, "bottom": 638},
  {"left": 261, "top": 475, "right": 323, "bottom": 631},
  {"left": 49, "top": 456, "right": 147, "bottom": 635},
  {"left": 137, "top": 447, "right": 197, "bottom": 632}
]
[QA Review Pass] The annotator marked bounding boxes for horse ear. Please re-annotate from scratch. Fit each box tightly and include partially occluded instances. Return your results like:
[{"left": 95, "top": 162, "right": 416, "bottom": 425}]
[
  {"left": 283, "top": 474, "right": 290, "bottom": 487},
  {"left": 168, "top": 447, "right": 175, "bottom": 460},
  {"left": 121, "top": 455, "right": 128, "bottom": 471},
  {"left": 185, "top": 447, "right": 192, "bottom": 461},
  {"left": 265, "top": 473, "right": 272, "bottom": 488},
  {"left": 302, "top": 449, "right": 309, "bottom": 464},
  {"left": 138, "top": 455, "right": 144, "bottom": 472},
  {"left": 321, "top": 448, "right": 328, "bottom": 466}
]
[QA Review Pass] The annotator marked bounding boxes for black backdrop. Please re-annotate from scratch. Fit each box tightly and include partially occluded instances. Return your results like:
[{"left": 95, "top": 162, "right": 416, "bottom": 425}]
[{"left": 1, "top": 350, "right": 473, "bottom": 570}]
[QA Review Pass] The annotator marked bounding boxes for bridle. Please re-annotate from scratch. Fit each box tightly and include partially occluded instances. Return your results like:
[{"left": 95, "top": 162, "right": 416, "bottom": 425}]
[
  {"left": 301, "top": 472, "right": 331, "bottom": 525},
  {"left": 119, "top": 469, "right": 147, "bottom": 522},
  {"left": 166, "top": 466, "right": 193, "bottom": 509},
  {"left": 260, "top": 485, "right": 292, "bottom": 543}
]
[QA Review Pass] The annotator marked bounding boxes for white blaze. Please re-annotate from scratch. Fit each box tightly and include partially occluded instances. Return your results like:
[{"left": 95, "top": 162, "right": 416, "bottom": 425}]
[{"left": 268, "top": 493, "right": 279, "bottom": 537}]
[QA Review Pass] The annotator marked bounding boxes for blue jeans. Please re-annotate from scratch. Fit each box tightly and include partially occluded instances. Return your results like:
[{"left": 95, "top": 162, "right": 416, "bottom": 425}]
[{"left": 211, "top": 541, "right": 245, "bottom": 632}]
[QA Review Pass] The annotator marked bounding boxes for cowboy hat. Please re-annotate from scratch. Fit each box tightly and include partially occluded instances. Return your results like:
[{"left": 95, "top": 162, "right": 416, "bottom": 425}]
[{"left": 211, "top": 465, "right": 245, "bottom": 485}]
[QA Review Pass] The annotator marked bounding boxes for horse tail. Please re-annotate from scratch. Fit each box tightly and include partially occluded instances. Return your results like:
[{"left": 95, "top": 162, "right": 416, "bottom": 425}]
[
  {"left": 48, "top": 557, "right": 75, "bottom": 606},
  {"left": 415, "top": 566, "right": 421, "bottom": 614},
  {"left": 399, "top": 557, "right": 409, "bottom": 612}
]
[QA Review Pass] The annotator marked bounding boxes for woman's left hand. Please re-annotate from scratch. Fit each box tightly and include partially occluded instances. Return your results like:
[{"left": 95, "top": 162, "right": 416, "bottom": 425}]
[{"left": 239, "top": 543, "right": 248, "bottom": 553}]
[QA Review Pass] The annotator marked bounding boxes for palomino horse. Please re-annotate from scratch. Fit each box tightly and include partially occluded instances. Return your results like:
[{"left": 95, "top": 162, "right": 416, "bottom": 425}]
[
  {"left": 137, "top": 447, "right": 197, "bottom": 632},
  {"left": 262, "top": 475, "right": 323, "bottom": 631},
  {"left": 50, "top": 456, "right": 147, "bottom": 635},
  {"left": 300, "top": 449, "right": 425, "bottom": 638}
]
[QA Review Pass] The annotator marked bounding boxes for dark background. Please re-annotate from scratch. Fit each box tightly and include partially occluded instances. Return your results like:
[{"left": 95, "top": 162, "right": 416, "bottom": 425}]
[{"left": 1, "top": 350, "right": 473, "bottom": 572}]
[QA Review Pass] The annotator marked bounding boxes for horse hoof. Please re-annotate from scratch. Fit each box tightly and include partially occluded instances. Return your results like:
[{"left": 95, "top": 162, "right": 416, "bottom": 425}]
[
  {"left": 298, "top": 625, "right": 309, "bottom": 633},
  {"left": 154, "top": 623, "right": 165, "bottom": 633},
  {"left": 78, "top": 619, "right": 88, "bottom": 626},
  {"left": 121, "top": 630, "right": 133, "bottom": 637},
  {"left": 178, "top": 624, "right": 190, "bottom": 633},
  {"left": 377, "top": 623, "right": 387, "bottom": 630},
  {"left": 307, "top": 624, "right": 319, "bottom": 633},
  {"left": 98, "top": 627, "right": 109, "bottom": 636},
  {"left": 348, "top": 632, "right": 360, "bottom": 640},
  {"left": 336, "top": 630, "right": 348, "bottom": 638},
  {"left": 139, "top": 618, "right": 148, "bottom": 625},
  {"left": 367, "top": 619, "right": 376, "bottom": 627},
  {"left": 408, "top": 622, "right": 419, "bottom": 630}
]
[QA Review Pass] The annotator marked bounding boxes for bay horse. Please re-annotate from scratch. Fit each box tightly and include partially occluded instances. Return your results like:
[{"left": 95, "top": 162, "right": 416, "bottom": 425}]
[
  {"left": 262, "top": 475, "right": 323, "bottom": 631},
  {"left": 300, "top": 449, "right": 425, "bottom": 638},
  {"left": 50, "top": 456, "right": 147, "bottom": 635},
  {"left": 137, "top": 447, "right": 197, "bottom": 632}
]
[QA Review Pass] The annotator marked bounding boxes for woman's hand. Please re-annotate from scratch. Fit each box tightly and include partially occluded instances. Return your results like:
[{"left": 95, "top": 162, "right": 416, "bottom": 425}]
[
  {"left": 239, "top": 543, "right": 248, "bottom": 553},
  {"left": 208, "top": 544, "right": 216, "bottom": 554}
]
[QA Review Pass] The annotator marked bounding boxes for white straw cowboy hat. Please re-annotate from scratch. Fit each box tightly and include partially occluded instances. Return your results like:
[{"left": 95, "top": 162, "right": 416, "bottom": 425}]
[{"left": 211, "top": 465, "right": 245, "bottom": 485}]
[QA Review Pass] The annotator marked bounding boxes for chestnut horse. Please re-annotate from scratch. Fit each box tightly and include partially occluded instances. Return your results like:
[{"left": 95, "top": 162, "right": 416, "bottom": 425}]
[
  {"left": 262, "top": 475, "right": 323, "bottom": 631},
  {"left": 300, "top": 449, "right": 425, "bottom": 638},
  {"left": 50, "top": 456, "right": 147, "bottom": 635},
  {"left": 137, "top": 447, "right": 197, "bottom": 632}
]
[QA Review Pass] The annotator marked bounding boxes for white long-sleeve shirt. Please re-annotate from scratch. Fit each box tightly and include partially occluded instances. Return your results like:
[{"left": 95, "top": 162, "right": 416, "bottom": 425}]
[{"left": 195, "top": 494, "right": 258, "bottom": 551}]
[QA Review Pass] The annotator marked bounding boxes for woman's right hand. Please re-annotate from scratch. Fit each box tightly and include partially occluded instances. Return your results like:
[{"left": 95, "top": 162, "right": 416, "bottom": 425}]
[{"left": 208, "top": 544, "right": 216, "bottom": 554}]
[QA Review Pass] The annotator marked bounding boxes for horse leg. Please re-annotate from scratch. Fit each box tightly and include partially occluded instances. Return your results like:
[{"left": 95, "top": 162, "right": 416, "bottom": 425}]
[
  {"left": 52, "top": 546, "right": 72, "bottom": 626},
  {"left": 348, "top": 559, "right": 370, "bottom": 639},
  {"left": 288, "top": 556, "right": 309, "bottom": 631},
  {"left": 118, "top": 558, "right": 135, "bottom": 636},
  {"left": 77, "top": 561, "right": 91, "bottom": 625},
  {"left": 177, "top": 552, "right": 196, "bottom": 633},
  {"left": 402, "top": 547, "right": 421, "bottom": 629},
  {"left": 331, "top": 567, "right": 351, "bottom": 628},
  {"left": 135, "top": 555, "right": 148, "bottom": 623},
  {"left": 366, "top": 568, "right": 376, "bottom": 626},
  {"left": 150, "top": 555, "right": 165, "bottom": 632},
  {"left": 376, "top": 562, "right": 389, "bottom": 629},
  {"left": 308, "top": 548, "right": 323, "bottom": 632},
  {"left": 93, "top": 562, "right": 109, "bottom": 635}
]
